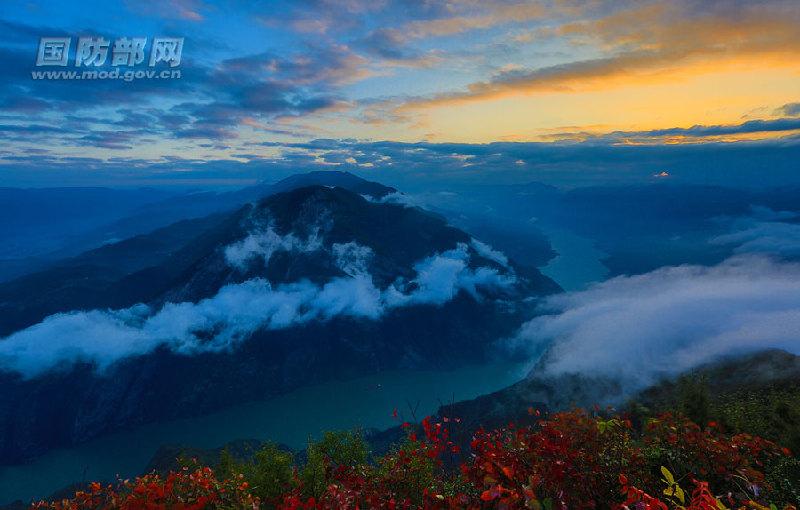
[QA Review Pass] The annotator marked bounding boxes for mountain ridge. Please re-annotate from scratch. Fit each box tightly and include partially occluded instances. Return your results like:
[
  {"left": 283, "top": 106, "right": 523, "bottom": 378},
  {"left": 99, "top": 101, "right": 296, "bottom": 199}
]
[{"left": 0, "top": 182, "right": 558, "bottom": 463}]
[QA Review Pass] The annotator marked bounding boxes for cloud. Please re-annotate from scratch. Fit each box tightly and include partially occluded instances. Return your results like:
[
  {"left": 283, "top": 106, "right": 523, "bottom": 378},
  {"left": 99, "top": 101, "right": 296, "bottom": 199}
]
[
  {"left": 332, "top": 241, "right": 373, "bottom": 276},
  {"left": 776, "top": 102, "right": 800, "bottom": 117},
  {"left": 225, "top": 224, "right": 324, "bottom": 270},
  {"left": 265, "top": 0, "right": 546, "bottom": 41},
  {"left": 395, "top": 1, "right": 800, "bottom": 111},
  {"left": 0, "top": 277, "right": 377, "bottom": 378},
  {"left": 640, "top": 119, "right": 800, "bottom": 138},
  {"left": 570, "top": 118, "right": 800, "bottom": 144},
  {"left": 470, "top": 238, "right": 509, "bottom": 267},
  {"left": 0, "top": 19, "right": 364, "bottom": 149},
  {"left": 124, "top": 0, "right": 208, "bottom": 21},
  {"left": 354, "top": 29, "right": 442, "bottom": 68},
  {"left": 384, "top": 243, "right": 515, "bottom": 307},
  {"left": 0, "top": 240, "right": 515, "bottom": 378},
  {"left": 711, "top": 208, "right": 800, "bottom": 258},
  {"left": 747, "top": 206, "right": 799, "bottom": 221},
  {"left": 362, "top": 191, "right": 419, "bottom": 207},
  {"left": 4, "top": 137, "right": 800, "bottom": 189},
  {"left": 513, "top": 255, "right": 800, "bottom": 392},
  {"left": 3, "top": 1, "right": 800, "bottom": 163},
  {"left": 398, "top": 2, "right": 546, "bottom": 40}
]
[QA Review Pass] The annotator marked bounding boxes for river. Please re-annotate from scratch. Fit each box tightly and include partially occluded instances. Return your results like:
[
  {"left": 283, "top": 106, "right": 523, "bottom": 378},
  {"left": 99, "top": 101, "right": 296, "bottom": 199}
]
[
  {"left": 537, "top": 224, "right": 609, "bottom": 291},
  {"left": 0, "top": 363, "right": 526, "bottom": 504},
  {"left": 0, "top": 225, "right": 610, "bottom": 504}
]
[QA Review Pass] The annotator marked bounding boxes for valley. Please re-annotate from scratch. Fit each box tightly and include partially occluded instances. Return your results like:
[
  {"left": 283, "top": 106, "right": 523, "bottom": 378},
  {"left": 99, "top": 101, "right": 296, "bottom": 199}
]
[{"left": 0, "top": 363, "right": 525, "bottom": 504}]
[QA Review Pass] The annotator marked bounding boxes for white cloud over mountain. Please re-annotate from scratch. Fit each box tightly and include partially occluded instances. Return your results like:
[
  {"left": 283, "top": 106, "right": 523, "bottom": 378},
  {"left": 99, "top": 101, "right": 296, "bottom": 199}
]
[
  {"left": 0, "top": 235, "right": 515, "bottom": 378},
  {"left": 224, "top": 223, "right": 324, "bottom": 269}
]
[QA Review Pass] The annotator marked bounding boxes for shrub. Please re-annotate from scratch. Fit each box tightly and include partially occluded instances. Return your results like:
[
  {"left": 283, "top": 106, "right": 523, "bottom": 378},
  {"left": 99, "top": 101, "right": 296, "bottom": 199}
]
[
  {"left": 218, "top": 443, "right": 295, "bottom": 506},
  {"left": 33, "top": 410, "right": 798, "bottom": 510},
  {"left": 300, "top": 430, "right": 369, "bottom": 499}
]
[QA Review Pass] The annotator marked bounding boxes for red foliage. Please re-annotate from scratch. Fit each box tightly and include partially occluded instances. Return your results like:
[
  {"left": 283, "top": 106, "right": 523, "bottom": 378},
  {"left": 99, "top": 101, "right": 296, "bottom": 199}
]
[
  {"left": 32, "top": 410, "right": 796, "bottom": 510},
  {"left": 462, "top": 410, "right": 644, "bottom": 508},
  {"left": 643, "top": 412, "right": 786, "bottom": 488},
  {"left": 32, "top": 465, "right": 257, "bottom": 510}
]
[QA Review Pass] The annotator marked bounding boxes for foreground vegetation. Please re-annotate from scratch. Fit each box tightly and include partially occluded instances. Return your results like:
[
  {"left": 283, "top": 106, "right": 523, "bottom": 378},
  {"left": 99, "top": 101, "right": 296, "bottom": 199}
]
[{"left": 32, "top": 406, "right": 798, "bottom": 510}]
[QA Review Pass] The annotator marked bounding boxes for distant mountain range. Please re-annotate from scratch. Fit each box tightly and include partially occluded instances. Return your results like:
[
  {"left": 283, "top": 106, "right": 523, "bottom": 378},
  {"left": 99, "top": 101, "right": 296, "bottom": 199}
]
[
  {"left": 0, "top": 173, "right": 559, "bottom": 462},
  {"left": 5, "top": 171, "right": 797, "bottom": 466},
  {"left": 7, "top": 173, "right": 799, "bottom": 285},
  {"left": 0, "top": 171, "right": 402, "bottom": 282},
  {"left": 416, "top": 182, "right": 800, "bottom": 276}
]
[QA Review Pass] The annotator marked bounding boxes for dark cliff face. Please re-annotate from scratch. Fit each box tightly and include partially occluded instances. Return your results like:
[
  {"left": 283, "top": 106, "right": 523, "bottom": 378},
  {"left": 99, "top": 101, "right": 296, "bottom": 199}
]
[{"left": 0, "top": 185, "right": 559, "bottom": 463}]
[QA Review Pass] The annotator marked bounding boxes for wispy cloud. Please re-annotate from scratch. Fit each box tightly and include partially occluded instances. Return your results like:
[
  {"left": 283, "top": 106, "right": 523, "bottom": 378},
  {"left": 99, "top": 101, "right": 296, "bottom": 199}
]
[
  {"left": 394, "top": 1, "right": 800, "bottom": 110},
  {"left": 776, "top": 102, "right": 800, "bottom": 117},
  {"left": 546, "top": 118, "right": 800, "bottom": 144},
  {"left": 224, "top": 223, "right": 324, "bottom": 270},
  {"left": 124, "top": 0, "right": 208, "bottom": 21},
  {"left": 712, "top": 207, "right": 800, "bottom": 258},
  {"left": 0, "top": 235, "right": 516, "bottom": 378},
  {"left": 4, "top": 137, "right": 800, "bottom": 188},
  {"left": 1, "top": 0, "right": 799, "bottom": 168},
  {"left": 513, "top": 255, "right": 800, "bottom": 392}
]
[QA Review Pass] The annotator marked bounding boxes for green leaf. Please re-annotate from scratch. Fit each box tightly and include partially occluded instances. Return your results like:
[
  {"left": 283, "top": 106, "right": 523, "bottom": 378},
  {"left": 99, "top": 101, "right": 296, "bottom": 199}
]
[{"left": 660, "top": 466, "right": 675, "bottom": 484}]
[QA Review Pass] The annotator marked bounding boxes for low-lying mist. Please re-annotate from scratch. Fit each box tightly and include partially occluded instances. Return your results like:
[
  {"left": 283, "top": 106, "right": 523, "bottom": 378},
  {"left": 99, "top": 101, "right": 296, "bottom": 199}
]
[
  {"left": 0, "top": 233, "right": 515, "bottom": 379},
  {"left": 515, "top": 254, "right": 800, "bottom": 392}
]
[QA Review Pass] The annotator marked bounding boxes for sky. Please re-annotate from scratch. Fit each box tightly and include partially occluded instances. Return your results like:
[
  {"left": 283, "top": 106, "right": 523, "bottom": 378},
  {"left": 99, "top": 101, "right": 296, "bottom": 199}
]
[{"left": 0, "top": 0, "right": 799, "bottom": 187}]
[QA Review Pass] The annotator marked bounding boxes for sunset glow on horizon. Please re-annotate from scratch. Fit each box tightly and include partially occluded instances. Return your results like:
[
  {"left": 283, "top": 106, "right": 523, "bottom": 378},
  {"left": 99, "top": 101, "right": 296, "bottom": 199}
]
[{"left": 1, "top": 0, "right": 799, "bottom": 186}]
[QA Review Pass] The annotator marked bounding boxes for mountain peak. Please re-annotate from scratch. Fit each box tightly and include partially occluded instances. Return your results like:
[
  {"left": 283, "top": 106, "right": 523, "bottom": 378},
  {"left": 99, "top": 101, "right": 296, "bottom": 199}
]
[
  {"left": 265, "top": 171, "right": 396, "bottom": 200},
  {"left": 0, "top": 178, "right": 559, "bottom": 464}
]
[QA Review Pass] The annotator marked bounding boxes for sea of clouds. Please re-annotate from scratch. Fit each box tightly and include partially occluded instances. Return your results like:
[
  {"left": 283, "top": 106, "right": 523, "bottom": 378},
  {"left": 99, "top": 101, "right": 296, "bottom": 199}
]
[
  {"left": 513, "top": 207, "right": 800, "bottom": 391},
  {"left": 0, "top": 227, "right": 515, "bottom": 378},
  {"left": 4, "top": 204, "right": 798, "bottom": 385}
]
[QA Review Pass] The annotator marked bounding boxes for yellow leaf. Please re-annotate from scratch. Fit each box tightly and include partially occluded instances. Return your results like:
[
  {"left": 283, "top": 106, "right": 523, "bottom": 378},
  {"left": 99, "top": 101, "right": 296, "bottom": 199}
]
[
  {"left": 660, "top": 466, "right": 675, "bottom": 484},
  {"left": 675, "top": 486, "right": 685, "bottom": 504}
]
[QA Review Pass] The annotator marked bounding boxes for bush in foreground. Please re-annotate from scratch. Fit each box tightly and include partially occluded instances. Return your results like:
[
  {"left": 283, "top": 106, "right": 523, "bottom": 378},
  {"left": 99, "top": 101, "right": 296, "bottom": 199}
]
[{"left": 33, "top": 410, "right": 798, "bottom": 510}]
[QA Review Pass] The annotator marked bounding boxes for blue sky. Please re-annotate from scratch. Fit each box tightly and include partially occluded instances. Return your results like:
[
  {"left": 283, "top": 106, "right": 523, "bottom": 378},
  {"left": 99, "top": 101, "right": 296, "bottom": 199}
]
[{"left": 0, "top": 0, "right": 799, "bottom": 187}]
